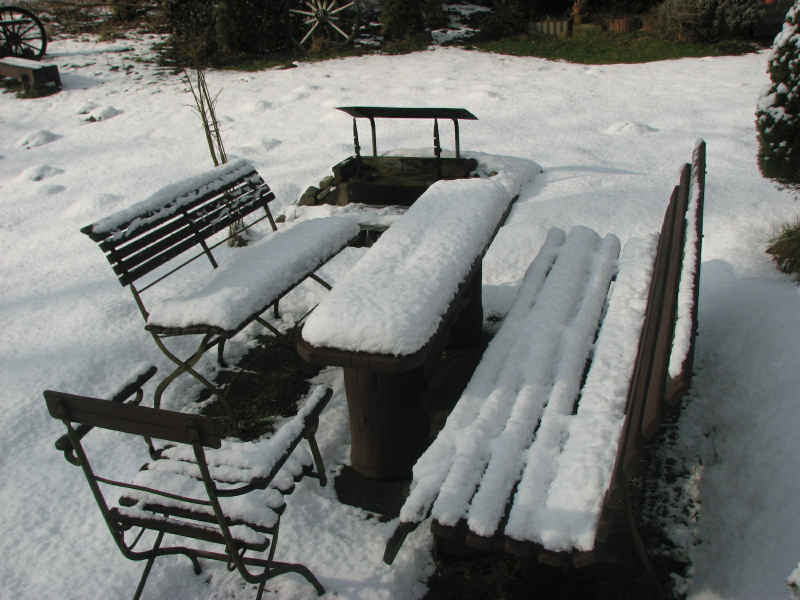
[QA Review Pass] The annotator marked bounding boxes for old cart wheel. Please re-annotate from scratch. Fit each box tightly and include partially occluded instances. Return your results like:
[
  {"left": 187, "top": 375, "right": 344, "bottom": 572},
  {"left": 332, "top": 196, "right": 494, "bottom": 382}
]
[
  {"left": 0, "top": 6, "right": 47, "bottom": 59},
  {"left": 285, "top": 0, "right": 362, "bottom": 52}
]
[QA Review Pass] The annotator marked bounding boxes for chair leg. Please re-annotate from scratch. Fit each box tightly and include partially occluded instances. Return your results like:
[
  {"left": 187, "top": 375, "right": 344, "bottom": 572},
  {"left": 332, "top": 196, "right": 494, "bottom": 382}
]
[
  {"left": 268, "top": 562, "right": 325, "bottom": 596},
  {"left": 151, "top": 333, "right": 220, "bottom": 410},
  {"left": 189, "top": 554, "right": 202, "bottom": 575},
  {"left": 133, "top": 531, "right": 164, "bottom": 600}
]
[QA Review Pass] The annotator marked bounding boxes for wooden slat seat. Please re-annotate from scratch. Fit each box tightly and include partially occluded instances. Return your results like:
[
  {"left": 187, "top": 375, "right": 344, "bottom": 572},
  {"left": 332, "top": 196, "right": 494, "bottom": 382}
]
[{"left": 45, "top": 371, "right": 333, "bottom": 599}]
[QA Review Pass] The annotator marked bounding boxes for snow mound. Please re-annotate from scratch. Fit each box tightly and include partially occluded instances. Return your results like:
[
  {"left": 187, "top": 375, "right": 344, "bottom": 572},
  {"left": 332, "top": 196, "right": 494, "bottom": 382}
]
[
  {"left": 81, "top": 106, "right": 122, "bottom": 122},
  {"left": 603, "top": 121, "right": 659, "bottom": 135},
  {"left": 17, "top": 130, "right": 61, "bottom": 149},
  {"left": 789, "top": 563, "right": 800, "bottom": 600},
  {"left": 18, "top": 164, "right": 64, "bottom": 182},
  {"left": 76, "top": 101, "right": 99, "bottom": 115},
  {"left": 262, "top": 137, "right": 282, "bottom": 152}
]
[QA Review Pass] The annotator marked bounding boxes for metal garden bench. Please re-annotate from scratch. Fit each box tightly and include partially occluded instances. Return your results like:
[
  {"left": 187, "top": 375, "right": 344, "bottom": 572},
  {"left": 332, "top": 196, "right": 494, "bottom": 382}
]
[
  {"left": 80, "top": 159, "right": 360, "bottom": 412},
  {"left": 383, "top": 141, "right": 706, "bottom": 585},
  {"left": 45, "top": 366, "right": 332, "bottom": 599}
]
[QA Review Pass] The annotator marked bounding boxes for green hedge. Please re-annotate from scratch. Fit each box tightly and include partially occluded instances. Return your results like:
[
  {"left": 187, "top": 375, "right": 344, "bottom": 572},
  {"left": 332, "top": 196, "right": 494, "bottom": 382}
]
[{"left": 756, "top": 1, "right": 800, "bottom": 182}]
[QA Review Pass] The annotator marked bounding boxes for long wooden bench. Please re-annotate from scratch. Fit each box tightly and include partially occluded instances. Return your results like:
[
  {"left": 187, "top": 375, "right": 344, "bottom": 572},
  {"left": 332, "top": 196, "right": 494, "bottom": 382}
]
[
  {"left": 45, "top": 366, "right": 332, "bottom": 599},
  {"left": 81, "top": 159, "right": 360, "bottom": 412},
  {"left": 383, "top": 141, "right": 706, "bottom": 576}
]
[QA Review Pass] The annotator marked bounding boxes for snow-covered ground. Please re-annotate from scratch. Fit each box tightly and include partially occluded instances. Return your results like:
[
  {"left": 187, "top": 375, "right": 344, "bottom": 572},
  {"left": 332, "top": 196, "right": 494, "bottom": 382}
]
[{"left": 1, "top": 33, "right": 799, "bottom": 599}]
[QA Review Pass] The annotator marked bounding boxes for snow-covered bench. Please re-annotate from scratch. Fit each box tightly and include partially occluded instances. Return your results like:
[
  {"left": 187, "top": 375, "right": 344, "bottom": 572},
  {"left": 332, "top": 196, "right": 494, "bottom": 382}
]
[
  {"left": 0, "top": 56, "right": 60, "bottom": 94},
  {"left": 384, "top": 141, "right": 706, "bottom": 571},
  {"left": 45, "top": 367, "right": 332, "bottom": 598},
  {"left": 297, "top": 173, "right": 526, "bottom": 482},
  {"left": 81, "top": 159, "right": 360, "bottom": 411}
]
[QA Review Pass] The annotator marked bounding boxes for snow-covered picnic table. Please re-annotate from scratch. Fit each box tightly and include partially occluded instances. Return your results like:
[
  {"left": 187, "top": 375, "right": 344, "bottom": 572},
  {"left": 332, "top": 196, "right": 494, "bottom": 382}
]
[
  {"left": 383, "top": 142, "right": 706, "bottom": 571},
  {"left": 298, "top": 155, "right": 538, "bottom": 481}
]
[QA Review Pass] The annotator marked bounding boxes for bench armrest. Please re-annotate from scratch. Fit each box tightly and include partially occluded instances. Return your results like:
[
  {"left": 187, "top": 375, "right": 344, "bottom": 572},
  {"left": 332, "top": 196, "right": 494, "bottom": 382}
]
[{"left": 51, "top": 365, "right": 157, "bottom": 465}]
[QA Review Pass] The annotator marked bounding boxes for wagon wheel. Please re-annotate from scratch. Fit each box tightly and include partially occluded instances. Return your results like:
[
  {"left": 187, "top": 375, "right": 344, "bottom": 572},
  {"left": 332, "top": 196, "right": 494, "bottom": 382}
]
[
  {"left": 0, "top": 6, "right": 47, "bottom": 60},
  {"left": 284, "top": 0, "right": 362, "bottom": 52}
]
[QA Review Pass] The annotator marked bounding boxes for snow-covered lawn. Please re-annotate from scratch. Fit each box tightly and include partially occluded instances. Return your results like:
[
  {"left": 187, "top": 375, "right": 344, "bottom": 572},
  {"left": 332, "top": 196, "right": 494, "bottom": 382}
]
[{"left": 1, "top": 34, "right": 799, "bottom": 599}]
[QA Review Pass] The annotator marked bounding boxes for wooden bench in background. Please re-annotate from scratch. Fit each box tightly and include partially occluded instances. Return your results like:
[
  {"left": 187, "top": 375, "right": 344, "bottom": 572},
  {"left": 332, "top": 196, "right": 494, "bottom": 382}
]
[
  {"left": 81, "top": 159, "right": 360, "bottom": 413},
  {"left": 0, "top": 56, "right": 60, "bottom": 94},
  {"left": 384, "top": 141, "right": 706, "bottom": 582},
  {"left": 45, "top": 367, "right": 332, "bottom": 599}
]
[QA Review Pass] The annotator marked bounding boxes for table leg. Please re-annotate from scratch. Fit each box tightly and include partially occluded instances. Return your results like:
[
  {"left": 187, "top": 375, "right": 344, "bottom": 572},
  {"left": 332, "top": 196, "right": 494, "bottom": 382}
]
[
  {"left": 448, "top": 264, "right": 484, "bottom": 349},
  {"left": 343, "top": 365, "right": 430, "bottom": 480}
]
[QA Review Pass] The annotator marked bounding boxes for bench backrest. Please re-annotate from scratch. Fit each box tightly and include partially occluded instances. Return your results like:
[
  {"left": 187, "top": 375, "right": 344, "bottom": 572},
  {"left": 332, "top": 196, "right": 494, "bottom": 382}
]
[
  {"left": 592, "top": 142, "right": 706, "bottom": 555},
  {"left": 617, "top": 140, "right": 706, "bottom": 479},
  {"left": 45, "top": 389, "right": 229, "bottom": 449},
  {"left": 80, "top": 159, "right": 276, "bottom": 289}
]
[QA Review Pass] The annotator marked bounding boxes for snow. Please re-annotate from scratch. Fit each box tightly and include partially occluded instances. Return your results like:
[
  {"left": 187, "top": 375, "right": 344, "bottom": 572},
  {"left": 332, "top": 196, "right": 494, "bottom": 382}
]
[
  {"left": 88, "top": 157, "right": 259, "bottom": 236},
  {"left": 146, "top": 216, "right": 360, "bottom": 332},
  {"left": 2, "top": 33, "right": 800, "bottom": 599},
  {"left": 670, "top": 152, "right": 703, "bottom": 379},
  {"left": 505, "top": 232, "right": 656, "bottom": 551},
  {"left": 0, "top": 55, "right": 46, "bottom": 68}
]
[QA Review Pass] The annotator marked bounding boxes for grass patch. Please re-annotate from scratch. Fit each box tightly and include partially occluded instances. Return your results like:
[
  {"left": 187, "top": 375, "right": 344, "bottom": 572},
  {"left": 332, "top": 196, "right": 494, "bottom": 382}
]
[
  {"left": 469, "top": 30, "right": 759, "bottom": 64},
  {"left": 767, "top": 218, "right": 800, "bottom": 277},
  {"left": 202, "top": 328, "right": 321, "bottom": 441}
]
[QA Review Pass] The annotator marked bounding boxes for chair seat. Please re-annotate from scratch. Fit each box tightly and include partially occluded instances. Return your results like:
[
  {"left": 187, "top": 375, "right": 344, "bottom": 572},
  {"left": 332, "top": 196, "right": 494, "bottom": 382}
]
[{"left": 112, "top": 506, "right": 271, "bottom": 551}]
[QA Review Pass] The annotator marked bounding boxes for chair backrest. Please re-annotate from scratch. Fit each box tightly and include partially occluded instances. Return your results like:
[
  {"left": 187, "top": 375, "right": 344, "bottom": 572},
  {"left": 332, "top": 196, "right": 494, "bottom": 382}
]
[
  {"left": 45, "top": 390, "right": 229, "bottom": 449},
  {"left": 80, "top": 160, "right": 276, "bottom": 288}
]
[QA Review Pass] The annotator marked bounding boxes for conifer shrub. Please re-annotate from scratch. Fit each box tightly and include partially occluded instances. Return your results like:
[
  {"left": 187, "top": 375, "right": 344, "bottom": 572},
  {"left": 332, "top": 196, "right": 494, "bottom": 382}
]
[
  {"left": 767, "top": 218, "right": 800, "bottom": 276},
  {"left": 380, "top": 0, "right": 427, "bottom": 40},
  {"left": 756, "top": 1, "right": 800, "bottom": 182},
  {"left": 214, "top": 0, "right": 287, "bottom": 56},
  {"left": 162, "top": 0, "right": 218, "bottom": 64},
  {"left": 162, "top": 0, "right": 289, "bottom": 65}
]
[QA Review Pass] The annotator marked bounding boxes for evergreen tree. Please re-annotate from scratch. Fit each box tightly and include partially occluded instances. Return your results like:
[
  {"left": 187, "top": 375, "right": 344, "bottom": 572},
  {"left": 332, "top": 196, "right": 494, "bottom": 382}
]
[{"left": 756, "top": 1, "right": 800, "bottom": 181}]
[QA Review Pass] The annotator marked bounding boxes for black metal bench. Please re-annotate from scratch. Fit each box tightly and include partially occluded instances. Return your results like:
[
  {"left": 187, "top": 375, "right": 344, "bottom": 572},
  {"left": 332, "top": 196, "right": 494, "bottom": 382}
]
[
  {"left": 0, "top": 56, "right": 60, "bottom": 94},
  {"left": 45, "top": 366, "right": 332, "bottom": 599},
  {"left": 81, "top": 159, "right": 360, "bottom": 412},
  {"left": 383, "top": 141, "right": 706, "bottom": 584}
]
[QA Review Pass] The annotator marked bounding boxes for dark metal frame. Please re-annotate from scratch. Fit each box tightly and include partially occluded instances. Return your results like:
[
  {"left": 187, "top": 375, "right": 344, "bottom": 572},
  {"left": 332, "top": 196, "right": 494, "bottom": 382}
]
[
  {"left": 45, "top": 370, "right": 331, "bottom": 599},
  {"left": 337, "top": 106, "right": 478, "bottom": 159}
]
